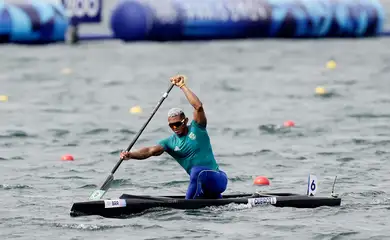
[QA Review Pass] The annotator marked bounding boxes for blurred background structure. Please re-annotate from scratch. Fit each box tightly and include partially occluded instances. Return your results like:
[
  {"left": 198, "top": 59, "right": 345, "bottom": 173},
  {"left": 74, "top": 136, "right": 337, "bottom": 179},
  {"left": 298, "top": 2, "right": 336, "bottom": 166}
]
[{"left": 0, "top": 0, "right": 389, "bottom": 44}]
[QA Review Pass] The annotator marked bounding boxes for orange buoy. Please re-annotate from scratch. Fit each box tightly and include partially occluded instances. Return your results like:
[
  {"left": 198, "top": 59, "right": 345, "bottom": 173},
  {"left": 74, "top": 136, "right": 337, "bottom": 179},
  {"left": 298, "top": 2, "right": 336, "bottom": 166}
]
[
  {"left": 61, "top": 154, "right": 74, "bottom": 161},
  {"left": 254, "top": 176, "right": 270, "bottom": 186}
]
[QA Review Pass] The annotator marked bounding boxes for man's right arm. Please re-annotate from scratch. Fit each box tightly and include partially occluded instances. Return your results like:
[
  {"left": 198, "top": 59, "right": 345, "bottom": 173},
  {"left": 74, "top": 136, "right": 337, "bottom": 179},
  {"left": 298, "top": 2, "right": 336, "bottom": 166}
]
[{"left": 120, "top": 145, "right": 165, "bottom": 160}]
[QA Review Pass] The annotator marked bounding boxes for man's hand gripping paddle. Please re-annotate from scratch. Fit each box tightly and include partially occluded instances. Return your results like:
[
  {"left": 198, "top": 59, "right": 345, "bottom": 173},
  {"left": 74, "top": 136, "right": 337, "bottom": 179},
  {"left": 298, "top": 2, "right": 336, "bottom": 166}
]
[{"left": 89, "top": 84, "right": 175, "bottom": 201}]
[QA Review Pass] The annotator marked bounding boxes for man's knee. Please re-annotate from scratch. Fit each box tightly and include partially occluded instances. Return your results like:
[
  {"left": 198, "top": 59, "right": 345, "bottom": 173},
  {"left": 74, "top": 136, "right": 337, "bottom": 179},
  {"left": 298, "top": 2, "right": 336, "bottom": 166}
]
[{"left": 200, "top": 171, "right": 228, "bottom": 194}]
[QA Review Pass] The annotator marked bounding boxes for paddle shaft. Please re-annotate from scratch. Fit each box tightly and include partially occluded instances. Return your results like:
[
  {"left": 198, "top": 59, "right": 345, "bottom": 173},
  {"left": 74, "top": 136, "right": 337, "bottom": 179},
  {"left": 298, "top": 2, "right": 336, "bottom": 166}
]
[
  {"left": 90, "top": 83, "right": 175, "bottom": 199},
  {"left": 92, "top": 84, "right": 175, "bottom": 193},
  {"left": 99, "top": 84, "right": 175, "bottom": 190}
]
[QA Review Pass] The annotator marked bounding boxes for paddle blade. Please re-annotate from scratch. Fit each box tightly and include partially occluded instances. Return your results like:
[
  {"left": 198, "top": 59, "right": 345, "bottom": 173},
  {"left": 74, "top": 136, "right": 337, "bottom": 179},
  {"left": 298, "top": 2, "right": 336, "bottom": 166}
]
[
  {"left": 89, "top": 174, "right": 114, "bottom": 200},
  {"left": 89, "top": 189, "right": 106, "bottom": 201}
]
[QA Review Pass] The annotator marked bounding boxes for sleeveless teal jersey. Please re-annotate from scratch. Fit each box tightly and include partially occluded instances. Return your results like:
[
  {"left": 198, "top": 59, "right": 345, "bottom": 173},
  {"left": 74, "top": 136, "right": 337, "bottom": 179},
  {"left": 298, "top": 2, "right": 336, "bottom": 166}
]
[{"left": 158, "top": 120, "right": 219, "bottom": 174}]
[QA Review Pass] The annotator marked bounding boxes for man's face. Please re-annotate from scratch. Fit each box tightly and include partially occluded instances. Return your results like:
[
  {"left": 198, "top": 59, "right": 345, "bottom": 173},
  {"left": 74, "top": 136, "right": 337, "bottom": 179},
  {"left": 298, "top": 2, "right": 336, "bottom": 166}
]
[{"left": 168, "top": 115, "right": 188, "bottom": 135}]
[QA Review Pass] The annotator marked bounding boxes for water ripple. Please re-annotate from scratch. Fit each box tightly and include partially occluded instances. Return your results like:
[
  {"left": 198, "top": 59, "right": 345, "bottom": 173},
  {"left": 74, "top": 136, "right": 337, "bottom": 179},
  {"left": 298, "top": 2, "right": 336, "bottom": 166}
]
[
  {"left": 40, "top": 176, "right": 89, "bottom": 180},
  {"left": 78, "top": 184, "right": 97, "bottom": 189},
  {"left": 82, "top": 128, "right": 110, "bottom": 135},
  {"left": 48, "top": 129, "right": 70, "bottom": 137},
  {"left": 0, "top": 130, "right": 37, "bottom": 138},
  {"left": 161, "top": 180, "right": 188, "bottom": 187},
  {"left": 348, "top": 113, "right": 390, "bottom": 119},
  {"left": 0, "top": 184, "right": 33, "bottom": 190},
  {"left": 116, "top": 129, "right": 136, "bottom": 134},
  {"left": 51, "top": 223, "right": 152, "bottom": 231},
  {"left": 314, "top": 231, "right": 360, "bottom": 240},
  {"left": 336, "top": 157, "right": 355, "bottom": 163},
  {"left": 216, "top": 149, "right": 275, "bottom": 157},
  {"left": 228, "top": 176, "right": 252, "bottom": 182},
  {"left": 43, "top": 108, "right": 79, "bottom": 113}
]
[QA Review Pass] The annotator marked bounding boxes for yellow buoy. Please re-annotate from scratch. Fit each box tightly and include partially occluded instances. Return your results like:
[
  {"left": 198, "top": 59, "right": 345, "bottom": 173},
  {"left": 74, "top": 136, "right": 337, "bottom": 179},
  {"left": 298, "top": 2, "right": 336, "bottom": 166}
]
[
  {"left": 129, "top": 105, "right": 142, "bottom": 114},
  {"left": 0, "top": 95, "right": 8, "bottom": 102},
  {"left": 315, "top": 86, "right": 326, "bottom": 95},
  {"left": 326, "top": 60, "right": 336, "bottom": 69}
]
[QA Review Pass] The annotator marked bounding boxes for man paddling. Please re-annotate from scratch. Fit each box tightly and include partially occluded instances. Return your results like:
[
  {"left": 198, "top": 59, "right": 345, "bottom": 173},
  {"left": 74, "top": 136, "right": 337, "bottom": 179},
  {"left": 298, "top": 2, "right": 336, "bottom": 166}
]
[{"left": 120, "top": 75, "right": 228, "bottom": 199}]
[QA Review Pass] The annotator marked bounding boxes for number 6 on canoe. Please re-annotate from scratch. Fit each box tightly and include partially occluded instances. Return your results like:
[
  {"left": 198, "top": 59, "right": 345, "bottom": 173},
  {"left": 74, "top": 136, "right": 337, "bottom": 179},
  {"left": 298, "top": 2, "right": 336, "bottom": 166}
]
[{"left": 88, "top": 83, "right": 175, "bottom": 201}]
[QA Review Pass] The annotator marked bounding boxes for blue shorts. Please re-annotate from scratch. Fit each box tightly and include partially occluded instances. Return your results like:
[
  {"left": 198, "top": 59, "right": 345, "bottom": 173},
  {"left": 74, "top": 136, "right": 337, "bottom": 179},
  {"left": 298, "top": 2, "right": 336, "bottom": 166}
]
[{"left": 186, "top": 166, "right": 228, "bottom": 199}]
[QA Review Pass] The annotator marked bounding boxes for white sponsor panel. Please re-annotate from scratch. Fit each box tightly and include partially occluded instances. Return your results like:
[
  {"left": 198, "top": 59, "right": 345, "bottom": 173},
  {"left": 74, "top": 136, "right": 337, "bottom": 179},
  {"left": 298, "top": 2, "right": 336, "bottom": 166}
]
[
  {"left": 248, "top": 196, "right": 277, "bottom": 206},
  {"left": 104, "top": 199, "right": 127, "bottom": 208}
]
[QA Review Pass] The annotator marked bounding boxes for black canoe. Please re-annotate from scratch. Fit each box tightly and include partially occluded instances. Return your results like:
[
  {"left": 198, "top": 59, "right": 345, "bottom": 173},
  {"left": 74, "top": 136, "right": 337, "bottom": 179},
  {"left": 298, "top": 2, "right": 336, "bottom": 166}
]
[{"left": 70, "top": 192, "right": 341, "bottom": 218}]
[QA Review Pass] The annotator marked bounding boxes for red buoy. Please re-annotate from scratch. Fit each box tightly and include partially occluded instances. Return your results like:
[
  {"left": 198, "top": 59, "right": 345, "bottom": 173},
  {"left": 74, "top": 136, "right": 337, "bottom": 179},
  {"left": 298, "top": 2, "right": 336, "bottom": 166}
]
[
  {"left": 283, "top": 120, "right": 295, "bottom": 127},
  {"left": 254, "top": 176, "right": 270, "bottom": 186},
  {"left": 61, "top": 154, "right": 74, "bottom": 161}
]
